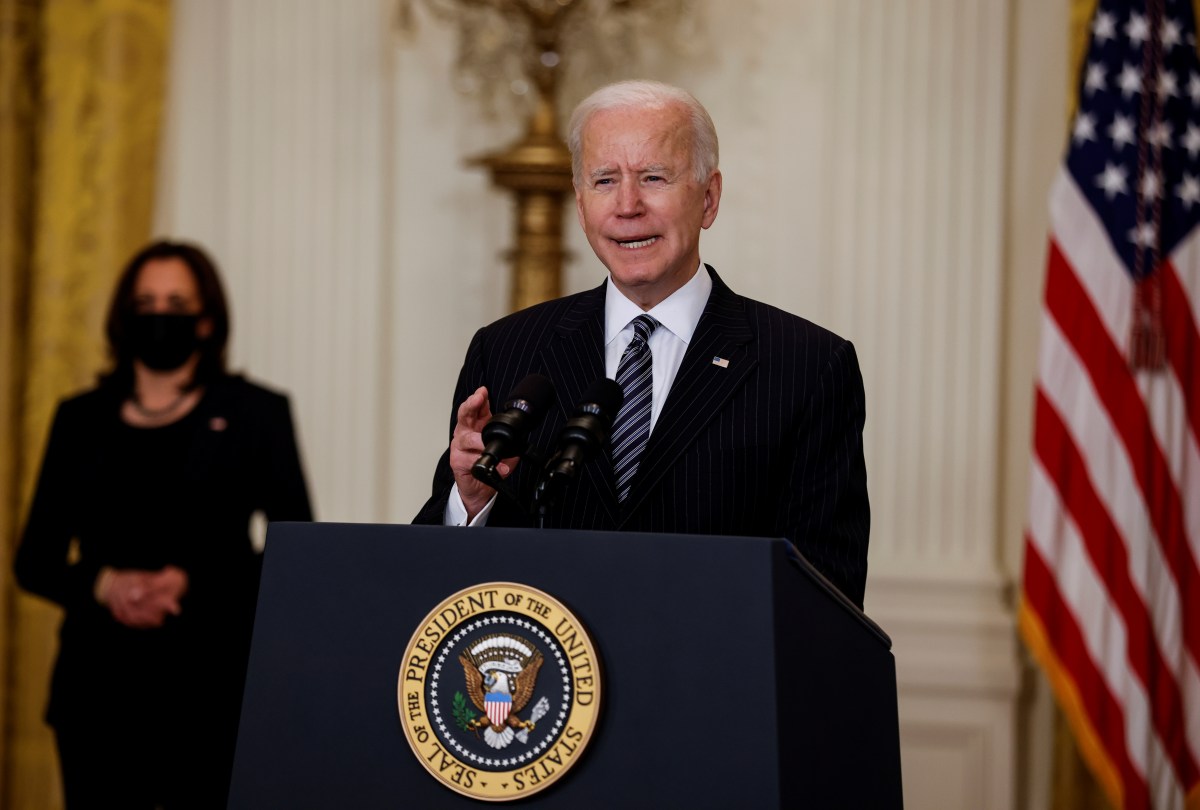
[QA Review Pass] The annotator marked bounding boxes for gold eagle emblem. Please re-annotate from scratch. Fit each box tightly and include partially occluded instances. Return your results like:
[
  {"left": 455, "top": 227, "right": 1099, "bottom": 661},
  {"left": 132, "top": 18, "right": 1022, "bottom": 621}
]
[{"left": 459, "top": 633, "right": 545, "bottom": 749}]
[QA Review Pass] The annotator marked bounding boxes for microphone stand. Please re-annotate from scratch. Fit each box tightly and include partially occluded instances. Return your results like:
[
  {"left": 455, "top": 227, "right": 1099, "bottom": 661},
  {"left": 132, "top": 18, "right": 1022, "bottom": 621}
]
[
  {"left": 471, "top": 448, "right": 544, "bottom": 519},
  {"left": 531, "top": 451, "right": 582, "bottom": 529},
  {"left": 532, "top": 470, "right": 563, "bottom": 529},
  {"left": 533, "top": 479, "right": 554, "bottom": 530}
]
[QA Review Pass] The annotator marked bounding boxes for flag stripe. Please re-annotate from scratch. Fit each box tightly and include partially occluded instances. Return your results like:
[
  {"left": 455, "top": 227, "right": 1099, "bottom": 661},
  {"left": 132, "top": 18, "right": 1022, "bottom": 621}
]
[
  {"left": 1033, "top": 388, "right": 1199, "bottom": 787},
  {"left": 1057, "top": 167, "right": 1200, "bottom": 593},
  {"left": 1020, "top": 597, "right": 1125, "bottom": 808},
  {"left": 1045, "top": 241, "right": 1200, "bottom": 667},
  {"left": 1038, "top": 303, "right": 1200, "bottom": 763},
  {"left": 1028, "top": 456, "right": 1175, "bottom": 805},
  {"left": 1023, "top": 541, "right": 1151, "bottom": 809},
  {"left": 1038, "top": 306, "right": 1200, "bottom": 776},
  {"left": 1051, "top": 170, "right": 1134, "bottom": 344},
  {"left": 1055, "top": 171, "right": 1200, "bottom": 664},
  {"left": 1027, "top": 460, "right": 1190, "bottom": 809},
  {"left": 1163, "top": 261, "right": 1200, "bottom": 460}
]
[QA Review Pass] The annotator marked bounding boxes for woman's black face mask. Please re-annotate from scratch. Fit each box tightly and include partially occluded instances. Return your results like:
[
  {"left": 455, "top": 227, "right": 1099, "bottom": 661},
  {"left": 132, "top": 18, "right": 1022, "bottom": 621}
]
[{"left": 130, "top": 313, "right": 201, "bottom": 371}]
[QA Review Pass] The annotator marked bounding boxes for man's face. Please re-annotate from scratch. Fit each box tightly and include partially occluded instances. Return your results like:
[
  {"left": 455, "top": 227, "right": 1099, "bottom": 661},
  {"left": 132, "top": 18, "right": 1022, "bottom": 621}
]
[{"left": 574, "top": 103, "right": 722, "bottom": 310}]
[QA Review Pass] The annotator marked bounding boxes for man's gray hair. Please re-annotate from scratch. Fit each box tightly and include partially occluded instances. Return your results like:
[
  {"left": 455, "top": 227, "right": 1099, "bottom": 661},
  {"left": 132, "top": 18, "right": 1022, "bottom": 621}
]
[{"left": 567, "top": 80, "right": 719, "bottom": 187}]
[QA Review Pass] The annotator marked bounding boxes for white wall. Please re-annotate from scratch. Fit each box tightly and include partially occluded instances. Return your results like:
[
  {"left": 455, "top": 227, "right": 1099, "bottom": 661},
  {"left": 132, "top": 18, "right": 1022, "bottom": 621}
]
[{"left": 155, "top": 1, "right": 1070, "bottom": 806}]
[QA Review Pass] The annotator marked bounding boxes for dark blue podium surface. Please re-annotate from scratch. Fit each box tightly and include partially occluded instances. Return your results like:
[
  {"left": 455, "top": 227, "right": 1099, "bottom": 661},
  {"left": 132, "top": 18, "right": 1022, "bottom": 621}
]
[{"left": 228, "top": 523, "right": 902, "bottom": 808}]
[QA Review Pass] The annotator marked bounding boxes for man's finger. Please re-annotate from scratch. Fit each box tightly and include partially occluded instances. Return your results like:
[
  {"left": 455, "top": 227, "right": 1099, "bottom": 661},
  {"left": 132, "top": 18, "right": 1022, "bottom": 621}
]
[
  {"left": 495, "top": 455, "right": 521, "bottom": 479},
  {"left": 455, "top": 386, "right": 492, "bottom": 432}
]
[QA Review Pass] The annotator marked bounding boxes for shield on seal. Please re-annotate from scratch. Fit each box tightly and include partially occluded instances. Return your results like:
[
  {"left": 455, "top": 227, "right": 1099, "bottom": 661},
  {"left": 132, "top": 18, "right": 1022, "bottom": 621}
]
[{"left": 485, "top": 692, "right": 512, "bottom": 727}]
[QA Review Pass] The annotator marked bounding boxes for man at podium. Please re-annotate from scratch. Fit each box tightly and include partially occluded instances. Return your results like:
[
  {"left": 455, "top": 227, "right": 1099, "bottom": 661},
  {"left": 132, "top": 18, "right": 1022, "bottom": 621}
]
[{"left": 415, "top": 80, "right": 871, "bottom": 609}]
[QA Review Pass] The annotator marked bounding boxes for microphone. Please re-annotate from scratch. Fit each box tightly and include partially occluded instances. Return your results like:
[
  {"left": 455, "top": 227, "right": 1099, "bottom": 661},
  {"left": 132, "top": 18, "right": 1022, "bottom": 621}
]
[
  {"left": 471, "top": 374, "right": 556, "bottom": 488},
  {"left": 542, "top": 377, "right": 625, "bottom": 485}
]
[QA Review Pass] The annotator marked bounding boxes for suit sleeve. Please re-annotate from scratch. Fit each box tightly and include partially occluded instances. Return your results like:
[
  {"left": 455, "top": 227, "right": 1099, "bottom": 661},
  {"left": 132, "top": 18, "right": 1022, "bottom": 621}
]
[
  {"left": 13, "top": 401, "right": 105, "bottom": 610},
  {"left": 778, "top": 339, "right": 871, "bottom": 608}
]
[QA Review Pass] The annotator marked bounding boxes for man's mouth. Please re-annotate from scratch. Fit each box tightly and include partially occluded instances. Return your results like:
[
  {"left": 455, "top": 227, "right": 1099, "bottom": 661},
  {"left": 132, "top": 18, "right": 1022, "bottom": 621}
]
[{"left": 614, "top": 236, "right": 659, "bottom": 249}]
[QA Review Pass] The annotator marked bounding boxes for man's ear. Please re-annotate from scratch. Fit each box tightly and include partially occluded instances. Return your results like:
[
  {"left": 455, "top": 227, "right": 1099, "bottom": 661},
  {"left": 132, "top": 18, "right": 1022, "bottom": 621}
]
[{"left": 701, "top": 170, "right": 723, "bottom": 229}]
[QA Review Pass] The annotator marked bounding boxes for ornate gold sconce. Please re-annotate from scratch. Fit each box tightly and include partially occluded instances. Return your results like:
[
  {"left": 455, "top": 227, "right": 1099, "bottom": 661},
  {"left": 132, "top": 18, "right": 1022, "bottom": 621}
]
[{"left": 398, "top": 0, "right": 696, "bottom": 312}]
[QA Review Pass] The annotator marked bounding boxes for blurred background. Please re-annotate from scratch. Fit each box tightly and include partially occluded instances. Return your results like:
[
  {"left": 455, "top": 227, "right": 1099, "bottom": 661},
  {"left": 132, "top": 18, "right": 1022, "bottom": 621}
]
[{"left": 1, "top": 0, "right": 1080, "bottom": 807}]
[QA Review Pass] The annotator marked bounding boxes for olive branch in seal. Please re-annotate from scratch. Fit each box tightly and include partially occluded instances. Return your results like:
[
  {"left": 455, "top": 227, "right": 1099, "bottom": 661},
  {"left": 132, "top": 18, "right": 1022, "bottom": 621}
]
[{"left": 452, "top": 691, "right": 478, "bottom": 732}]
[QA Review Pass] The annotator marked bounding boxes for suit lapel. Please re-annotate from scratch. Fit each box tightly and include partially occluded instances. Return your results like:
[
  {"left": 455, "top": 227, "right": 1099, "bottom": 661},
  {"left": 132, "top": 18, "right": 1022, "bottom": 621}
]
[
  {"left": 618, "top": 267, "right": 758, "bottom": 523},
  {"left": 539, "top": 283, "right": 606, "bottom": 421},
  {"left": 536, "top": 281, "right": 620, "bottom": 521}
]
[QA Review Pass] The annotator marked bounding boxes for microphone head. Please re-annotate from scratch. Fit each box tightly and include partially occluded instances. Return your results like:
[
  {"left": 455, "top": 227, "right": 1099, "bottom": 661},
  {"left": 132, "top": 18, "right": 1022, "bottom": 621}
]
[
  {"left": 576, "top": 377, "right": 624, "bottom": 419},
  {"left": 504, "top": 373, "right": 555, "bottom": 416},
  {"left": 552, "top": 377, "right": 625, "bottom": 454},
  {"left": 538, "top": 377, "right": 626, "bottom": 494}
]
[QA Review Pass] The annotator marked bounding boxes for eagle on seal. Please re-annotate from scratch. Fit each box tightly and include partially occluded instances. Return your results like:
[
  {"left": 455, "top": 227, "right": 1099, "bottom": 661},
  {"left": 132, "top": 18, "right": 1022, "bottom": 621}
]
[{"left": 460, "top": 646, "right": 544, "bottom": 750}]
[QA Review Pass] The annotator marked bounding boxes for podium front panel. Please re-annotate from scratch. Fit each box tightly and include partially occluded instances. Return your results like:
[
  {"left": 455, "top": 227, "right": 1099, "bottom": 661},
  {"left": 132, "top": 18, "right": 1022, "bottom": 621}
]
[{"left": 229, "top": 523, "right": 898, "bottom": 808}]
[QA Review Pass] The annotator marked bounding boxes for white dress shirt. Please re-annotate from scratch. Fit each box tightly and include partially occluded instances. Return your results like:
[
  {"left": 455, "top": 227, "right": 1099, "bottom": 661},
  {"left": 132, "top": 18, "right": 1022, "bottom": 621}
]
[
  {"left": 603, "top": 262, "right": 711, "bottom": 432},
  {"left": 447, "top": 262, "right": 713, "bottom": 526}
]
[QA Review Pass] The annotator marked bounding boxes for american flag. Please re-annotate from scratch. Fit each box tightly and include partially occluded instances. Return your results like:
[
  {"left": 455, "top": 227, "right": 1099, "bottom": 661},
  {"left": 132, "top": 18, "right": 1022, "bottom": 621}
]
[{"left": 1019, "top": 0, "right": 1200, "bottom": 808}]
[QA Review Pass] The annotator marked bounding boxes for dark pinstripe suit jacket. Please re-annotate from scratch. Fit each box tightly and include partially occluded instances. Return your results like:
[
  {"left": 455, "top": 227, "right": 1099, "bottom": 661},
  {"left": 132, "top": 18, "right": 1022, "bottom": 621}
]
[{"left": 414, "top": 266, "right": 870, "bottom": 607}]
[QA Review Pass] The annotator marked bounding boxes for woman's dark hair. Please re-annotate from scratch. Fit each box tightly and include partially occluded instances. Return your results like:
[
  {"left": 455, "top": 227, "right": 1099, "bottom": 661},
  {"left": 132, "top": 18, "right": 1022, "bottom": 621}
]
[{"left": 101, "top": 240, "right": 230, "bottom": 394}]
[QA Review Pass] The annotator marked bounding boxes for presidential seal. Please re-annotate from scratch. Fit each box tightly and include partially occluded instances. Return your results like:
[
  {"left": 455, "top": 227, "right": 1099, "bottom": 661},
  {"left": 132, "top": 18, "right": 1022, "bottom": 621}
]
[{"left": 398, "top": 583, "right": 601, "bottom": 801}]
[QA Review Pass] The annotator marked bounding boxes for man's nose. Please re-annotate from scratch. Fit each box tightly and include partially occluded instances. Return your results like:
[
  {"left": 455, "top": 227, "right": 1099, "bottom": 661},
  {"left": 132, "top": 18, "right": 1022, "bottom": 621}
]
[{"left": 615, "top": 183, "right": 643, "bottom": 216}]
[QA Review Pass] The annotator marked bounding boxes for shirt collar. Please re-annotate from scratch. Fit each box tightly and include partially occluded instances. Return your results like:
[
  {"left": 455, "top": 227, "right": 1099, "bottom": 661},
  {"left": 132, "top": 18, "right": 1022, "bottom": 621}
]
[{"left": 604, "top": 262, "right": 712, "bottom": 345}]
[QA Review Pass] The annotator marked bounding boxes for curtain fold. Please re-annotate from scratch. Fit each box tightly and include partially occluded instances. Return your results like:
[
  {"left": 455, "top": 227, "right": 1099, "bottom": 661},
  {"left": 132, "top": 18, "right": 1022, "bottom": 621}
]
[{"left": 1, "top": 0, "right": 169, "bottom": 806}]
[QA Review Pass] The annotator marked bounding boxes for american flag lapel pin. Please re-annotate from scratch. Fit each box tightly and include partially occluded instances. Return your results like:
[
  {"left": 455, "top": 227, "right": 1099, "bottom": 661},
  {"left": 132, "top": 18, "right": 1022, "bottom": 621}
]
[{"left": 712, "top": 356, "right": 729, "bottom": 368}]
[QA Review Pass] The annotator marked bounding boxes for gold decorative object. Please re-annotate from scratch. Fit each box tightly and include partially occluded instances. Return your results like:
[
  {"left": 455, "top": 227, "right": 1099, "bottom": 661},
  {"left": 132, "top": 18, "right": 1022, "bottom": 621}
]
[{"left": 398, "top": 0, "right": 698, "bottom": 312}]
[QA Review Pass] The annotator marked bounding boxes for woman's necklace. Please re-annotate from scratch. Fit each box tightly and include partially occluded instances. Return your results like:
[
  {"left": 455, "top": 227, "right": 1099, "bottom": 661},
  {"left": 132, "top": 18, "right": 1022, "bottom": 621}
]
[{"left": 130, "top": 388, "right": 191, "bottom": 419}]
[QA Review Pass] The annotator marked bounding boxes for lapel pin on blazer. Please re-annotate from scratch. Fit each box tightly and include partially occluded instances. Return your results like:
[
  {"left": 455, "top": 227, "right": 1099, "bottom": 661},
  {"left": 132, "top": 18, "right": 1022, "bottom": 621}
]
[{"left": 711, "top": 356, "right": 730, "bottom": 368}]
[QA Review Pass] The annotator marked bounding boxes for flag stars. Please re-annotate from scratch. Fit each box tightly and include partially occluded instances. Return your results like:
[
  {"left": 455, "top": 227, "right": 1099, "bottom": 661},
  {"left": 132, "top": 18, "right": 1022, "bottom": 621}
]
[
  {"left": 1157, "top": 70, "right": 1179, "bottom": 102},
  {"left": 1148, "top": 120, "right": 1173, "bottom": 149},
  {"left": 1118, "top": 64, "right": 1143, "bottom": 98},
  {"left": 1109, "top": 114, "right": 1136, "bottom": 149},
  {"left": 1177, "top": 173, "right": 1200, "bottom": 208},
  {"left": 1096, "top": 162, "right": 1129, "bottom": 198},
  {"left": 1126, "top": 12, "right": 1150, "bottom": 46},
  {"left": 1073, "top": 113, "right": 1097, "bottom": 143},
  {"left": 1128, "top": 221, "right": 1157, "bottom": 249},
  {"left": 1085, "top": 62, "right": 1107, "bottom": 95},
  {"left": 1184, "top": 123, "right": 1200, "bottom": 157},
  {"left": 1162, "top": 18, "right": 1183, "bottom": 49},
  {"left": 1093, "top": 11, "right": 1117, "bottom": 43},
  {"left": 1140, "top": 170, "right": 1163, "bottom": 200}
]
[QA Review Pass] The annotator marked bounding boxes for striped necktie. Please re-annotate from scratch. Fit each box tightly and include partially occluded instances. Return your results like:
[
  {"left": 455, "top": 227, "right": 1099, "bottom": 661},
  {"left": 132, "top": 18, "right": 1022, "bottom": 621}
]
[{"left": 611, "top": 314, "right": 660, "bottom": 503}]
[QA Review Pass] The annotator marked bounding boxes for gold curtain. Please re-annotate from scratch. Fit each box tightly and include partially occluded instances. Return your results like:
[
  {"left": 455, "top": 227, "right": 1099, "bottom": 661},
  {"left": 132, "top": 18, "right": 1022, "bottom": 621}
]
[{"left": 0, "top": 0, "right": 169, "bottom": 806}]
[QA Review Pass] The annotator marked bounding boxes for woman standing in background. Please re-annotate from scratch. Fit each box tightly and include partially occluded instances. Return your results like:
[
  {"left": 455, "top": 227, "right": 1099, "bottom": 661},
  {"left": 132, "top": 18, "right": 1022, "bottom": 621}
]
[{"left": 15, "top": 240, "right": 313, "bottom": 809}]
